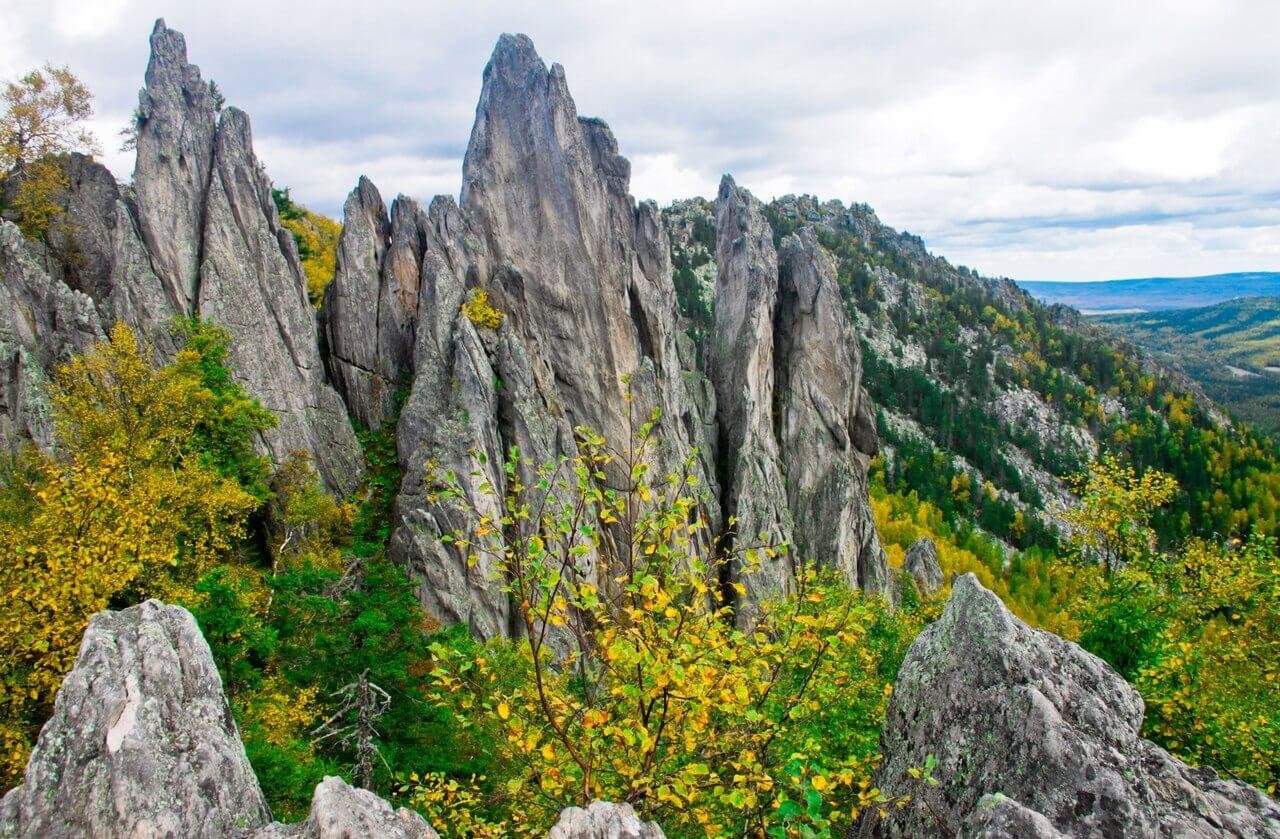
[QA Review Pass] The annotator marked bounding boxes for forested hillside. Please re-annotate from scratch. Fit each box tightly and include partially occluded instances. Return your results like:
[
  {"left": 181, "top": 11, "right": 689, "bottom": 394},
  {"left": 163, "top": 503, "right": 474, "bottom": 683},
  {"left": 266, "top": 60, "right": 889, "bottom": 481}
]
[{"left": 1099, "top": 297, "right": 1280, "bottom": 432}]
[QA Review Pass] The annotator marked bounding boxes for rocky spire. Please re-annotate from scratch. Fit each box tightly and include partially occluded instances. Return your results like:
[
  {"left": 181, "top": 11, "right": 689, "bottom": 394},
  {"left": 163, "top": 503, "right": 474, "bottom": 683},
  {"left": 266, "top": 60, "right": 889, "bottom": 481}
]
[
  {"left": 380, "top": 33, "right": 722, "bottom": 637},
  {"left": 710, "top": 175, "right": 795, "bottom": 610},
  {"left": 709, "top": 180, "right": 890, "bottom": 607},
  {"left": 775, "top": 228, "right": 889, "bottom": 595},
  {"left": 459, "top": 33, "right": 712, "bottom": 485},
  {"left": 323, "top": 176, "right": 393, "bottom": 428},
  {"left": 133, "top": 18, "right": 218, "bottom": 314},
  {"left": 196, "top": 105, "right": 363, "bottom": 493}
]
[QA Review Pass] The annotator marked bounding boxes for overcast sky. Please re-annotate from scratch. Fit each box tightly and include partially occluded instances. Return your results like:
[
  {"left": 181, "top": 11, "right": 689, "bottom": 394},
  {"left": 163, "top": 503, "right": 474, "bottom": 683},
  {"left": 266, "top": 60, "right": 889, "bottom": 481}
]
[{"left": 3, "top": 0, "right": 1277, "bottom": 281}]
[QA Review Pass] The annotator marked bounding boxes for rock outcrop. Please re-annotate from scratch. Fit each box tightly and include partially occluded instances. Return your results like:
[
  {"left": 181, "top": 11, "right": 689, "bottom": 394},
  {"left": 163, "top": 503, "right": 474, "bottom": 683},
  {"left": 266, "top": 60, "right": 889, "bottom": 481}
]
[
  {"left": 0, "top": 19, "right": 363, "bottom": 493},
  {"left": 709, "top": 178, "right": 889, "bottom": 608},
  {"left": 254, "top": 777, "right": 439, "bottom": 839},
  {"left": 709, "top": 176, "right": 796, "bottom": 611},
  {"left": 42, "top": 153, "right": 179, "bottom": 352},
  {"left": 775, "top": 227, "right": 888, "bottom": 595},
  {"left": 856, "top": 574, "right": 1280, "bottom": 837},
  {"left": 547, "top": 801, "right": 666, "bottom": 839},
  {"left": 902, "top": 537, "right": 943, "bottom": 596},
  {"left": 0, "top": 221, "right": 104, "bottom": 448},
  {"left": 0, "top": 600, "right": 670, "bottom": 838},
  {"left": 133, "top": 19, "right": 218, "bottom": 315},
  {"left": 380, "top": 33, "right": 723, "bottom": 636},
  {"left": 196, "top": 103, "right": 362, "bottom": 493},
  {"left": 0, "top": 600, "right": 270, "bottom": 838},
  {"left": 322, "top": 180, "right": 428, "bottom": 431}
]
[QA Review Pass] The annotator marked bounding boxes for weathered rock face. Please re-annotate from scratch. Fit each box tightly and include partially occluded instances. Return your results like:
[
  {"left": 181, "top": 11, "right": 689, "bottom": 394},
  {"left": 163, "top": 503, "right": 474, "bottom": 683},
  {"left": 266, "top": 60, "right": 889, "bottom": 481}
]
[
  {"left": 710, "top": 175, "right": 796, "bottom": 610},
  {"left": 902, "top": 537, "right": 943, "bottom": 596},
  {"left": 775, "top": 228, "right": 888, "bottom": 595},
  {"left": 0, "top": 600, "right": 270, "bottom": 838},
  {"left": 708, "top": 180, "right": 888, "bottom": 607},
  {"left": 323, "top": 180, "right": 431, "bottom": 431},
  {"left": 44, "top": 153, "right": 178, "bottom": 352},
  {"left": 0, "top": 221, "right": 103, "bottom": 449},
  {"left": 383, "top": 33, "right": 722, "bottom": 636},
  {"left": 133, "top": 18, "right": 218, "bottom": 315},
  {"left": 197, "top": 105, "right": 363, "bottom": 493},
  {"left": 460, "top": 34, "right": 714, "bottom": 493},
  {"left": 856, "top": 574, "right": 1280, "bottom": 838},
  {"left": 322, "top": 176, "right": 392, "bottom": 429},
  {"left": 547, "top": 801, "right": 666, "bottom": 839},
  {"left": 0, "top": 19, "right": 365, "bottom": 491}
]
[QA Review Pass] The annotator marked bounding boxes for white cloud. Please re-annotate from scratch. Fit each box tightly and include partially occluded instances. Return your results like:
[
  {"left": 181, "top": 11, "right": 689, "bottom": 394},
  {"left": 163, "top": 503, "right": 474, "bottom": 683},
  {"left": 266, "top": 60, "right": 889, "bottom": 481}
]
[{"left": 2, "top": 0, "right": 1277, "bottom": 280}]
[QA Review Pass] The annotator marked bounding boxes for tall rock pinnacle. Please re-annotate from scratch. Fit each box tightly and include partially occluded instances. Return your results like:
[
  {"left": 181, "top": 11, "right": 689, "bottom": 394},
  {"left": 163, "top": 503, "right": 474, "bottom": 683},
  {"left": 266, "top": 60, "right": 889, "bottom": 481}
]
[
  {"left": 710, "top": 179, "right": 890, "bottom": 604},
  {"left": 133, "top": 18, "right": 218, "bottom": 314},
  {"left": 129, "top": 19, "right": 364, "bottom": 492}
]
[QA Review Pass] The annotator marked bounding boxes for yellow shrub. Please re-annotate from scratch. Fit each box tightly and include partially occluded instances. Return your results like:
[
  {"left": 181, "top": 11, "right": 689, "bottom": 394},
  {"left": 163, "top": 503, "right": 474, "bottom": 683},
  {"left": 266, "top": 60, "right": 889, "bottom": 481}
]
[{"left": 461, "top": 288, "right": 504, "bottom": 329}]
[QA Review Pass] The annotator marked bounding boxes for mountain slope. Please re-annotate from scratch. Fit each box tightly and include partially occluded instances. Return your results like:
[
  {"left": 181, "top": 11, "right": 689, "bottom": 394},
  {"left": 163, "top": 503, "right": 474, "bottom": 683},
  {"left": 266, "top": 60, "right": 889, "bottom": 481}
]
[
  {"left": 665, "top": 195, "right": 1280, "bottom": 555},
  {"left": 1098, "top": 296, "right": 1280, "bottom": 432}
]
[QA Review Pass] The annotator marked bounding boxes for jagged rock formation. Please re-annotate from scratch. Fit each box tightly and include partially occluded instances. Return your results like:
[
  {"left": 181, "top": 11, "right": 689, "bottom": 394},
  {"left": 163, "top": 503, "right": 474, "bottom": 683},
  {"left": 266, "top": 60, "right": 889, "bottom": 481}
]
[
  {"left": 322, "top": 179, "right": 429, "bottom": 431},
  {"left": 856, "top": 574, "right": 1280, "bottom": 838},
  {"left": 709, "top": 178, "right": 889, "bottom": 608},
  {"left": 903, "top": 537, "right": 943, "bottom": 596},
  {"left": 710, "top": 176, "right": 795, "bottom": 608},
  {"left": 374, "top": 33, "right": 724, "bottom": 637},
  {"left": 134, "top": 19, "right": 218, "bottom": 314},
  {"left": 0, "top": 600, "right": 270, "bottom": 837},
  {"left": 194, "top": 101, "right": 362, "bottom": 493},
  {"left": 42, "top": 153, "right": 179, "bottom": 352},
  {"left": 0, "top": 19, "right": 362, "bottom": 494},
  {"left": 775, "top": 228, "right": 887, "bottom": 594},
  {"left": 547, "top": 802, "right": 666, "bottom": 839},
  {"left": 0, "top": 600, "right": 663, "bottom": 838}
]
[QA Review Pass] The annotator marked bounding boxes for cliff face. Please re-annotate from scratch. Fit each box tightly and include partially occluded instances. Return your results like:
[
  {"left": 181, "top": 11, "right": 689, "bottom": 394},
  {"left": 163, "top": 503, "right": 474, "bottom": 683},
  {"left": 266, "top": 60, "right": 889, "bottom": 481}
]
[{"left": 2, "top": 21, "right": 890, "bottom": 635}]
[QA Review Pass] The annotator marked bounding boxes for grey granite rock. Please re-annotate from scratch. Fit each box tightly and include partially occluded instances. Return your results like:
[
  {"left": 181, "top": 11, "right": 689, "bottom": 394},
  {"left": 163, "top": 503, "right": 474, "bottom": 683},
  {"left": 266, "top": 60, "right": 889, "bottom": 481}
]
[
  {"left": 0, "top": 221, "right": 103, "bottom": 449},
  {"left": 856, "top": 574, "right": 1280, "bottom": 838},
  {"left": 546, "top": 801, "right": 666, "bottom": 839},
  {"left": 710, "top": 175, "right": 796, "bottom": 613},
  {"left": 776, "top": 227, "right": 889, "bottom": 596},
  {"left": 253, "top": 777, "right": 439, "bottom": 838},
  {"left": 0, "top": 601, "right": 270, "bottom": 838},
  {"left": 389, "top": 33, "right": 722, "bottom": 635},
  {"left": 45, "top": 153, "right": 179, "bottom": 353},
  {"left": 196, "top": 105, "right": 363, "bottom": 494},
  {"left": 903, "top": 537, "right": 943, "bottom": 596},
  {"left": 133, "top": 18, "right": 218, "bottom": 314},
  {"left": 323, "top": 176, "right": 392, "bottom": 429}
]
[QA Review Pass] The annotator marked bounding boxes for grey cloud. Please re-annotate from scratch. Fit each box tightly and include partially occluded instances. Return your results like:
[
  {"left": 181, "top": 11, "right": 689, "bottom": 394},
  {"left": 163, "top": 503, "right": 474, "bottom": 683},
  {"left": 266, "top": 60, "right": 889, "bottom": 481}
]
[{"left": 1, "top": 0, "right": 1277, "bottom": 280}]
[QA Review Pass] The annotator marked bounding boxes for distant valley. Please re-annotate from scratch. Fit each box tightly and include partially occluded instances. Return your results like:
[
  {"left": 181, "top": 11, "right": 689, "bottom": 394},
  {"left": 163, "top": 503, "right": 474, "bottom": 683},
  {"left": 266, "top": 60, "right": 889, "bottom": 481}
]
[
  {"left": 1097, "top": 297, "right": 1280, "bottom": 432},
  {"left": 1019, "top": 272, "right": 1280, "bottom": 314}
]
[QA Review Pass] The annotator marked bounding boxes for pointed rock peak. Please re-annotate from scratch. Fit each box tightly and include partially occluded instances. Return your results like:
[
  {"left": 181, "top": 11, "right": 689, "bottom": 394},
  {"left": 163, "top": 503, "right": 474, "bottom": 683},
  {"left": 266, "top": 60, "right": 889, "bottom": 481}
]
[
  {"left": 354, "top": 174, "right": 383, "bottom": 205},
  {"left": 143, "top": 19, "right": 209, "bottom": 102},
  {"left": 486, "top": 32, "right": 548, "bottom": 79},
  {"left": 147, "top": 18, "right": 187, "bottom": 63},
  {"left": 942, "top": 572, "right": 1016, "bottom": 635},
  {"left": 717, "top": 173, "right": 739, "bottom": 199}
]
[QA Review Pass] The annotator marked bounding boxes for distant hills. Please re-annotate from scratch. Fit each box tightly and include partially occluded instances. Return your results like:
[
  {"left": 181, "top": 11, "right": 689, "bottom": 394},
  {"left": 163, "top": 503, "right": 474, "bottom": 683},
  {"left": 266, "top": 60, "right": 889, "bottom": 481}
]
[
  {"left": 1019, "top": 272, "right": 1280, "bottom": 314},
  {"left": 1098, "top": 297, "right": 1280, "bottom": 432}
]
